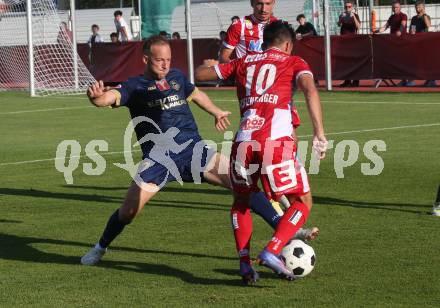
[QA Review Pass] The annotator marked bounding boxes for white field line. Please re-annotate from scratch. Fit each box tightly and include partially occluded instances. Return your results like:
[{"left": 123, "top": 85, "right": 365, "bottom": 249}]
[
  {"left": 297, "top": 123, "right": 440, "bottom": 138},
  {"left": 215, "top": 99, "right": 440, "bottom": 105},
  {"left": 0, "top": 149, "right": 143, "bottom": 167},
  {"left": 0, "top": 106, "right": 93, "bottom": 115},
  {"left": 1, "top": 99, "right": 439, "bottom": 116},
  {"left": 0, "top": 122, "right": 439, "bottom": 167}
]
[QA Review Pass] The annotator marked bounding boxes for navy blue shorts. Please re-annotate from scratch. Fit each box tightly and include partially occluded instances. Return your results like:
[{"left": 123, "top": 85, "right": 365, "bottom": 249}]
[{"left": 137, "top": 140, "right": 216, "bottom": 187}]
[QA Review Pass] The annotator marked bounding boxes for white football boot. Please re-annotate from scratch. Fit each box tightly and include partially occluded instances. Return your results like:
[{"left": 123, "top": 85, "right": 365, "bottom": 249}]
[
  {"left": 81, "top": 245, "right": 107, "bottom": 265},
  {"left": 432, "top": 202, "right": 440, "bottom": 217}
]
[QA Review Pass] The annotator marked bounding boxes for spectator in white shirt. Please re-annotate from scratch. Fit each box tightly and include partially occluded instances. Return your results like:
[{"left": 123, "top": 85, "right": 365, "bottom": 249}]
[
  {"left": 87, "top": 24, "right": 104, "bottom": 44},
  {"left": 114, "top": 10, "right": 132, "bottom": 42}
]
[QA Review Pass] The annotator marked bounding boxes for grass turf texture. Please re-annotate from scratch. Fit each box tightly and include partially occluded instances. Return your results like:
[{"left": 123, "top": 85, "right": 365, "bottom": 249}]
[{"left": 0, "top": 90, "right": 439, "bottom": 307}]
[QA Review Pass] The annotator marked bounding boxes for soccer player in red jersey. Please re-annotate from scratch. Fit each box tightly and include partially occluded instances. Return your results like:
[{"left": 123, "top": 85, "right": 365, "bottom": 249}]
[
  {"left": 220, "top": 0, "right": 277, "bottom": 63},
  {"left": 196, "top": 21, "right": 327, "bottom": 283},
  {"left": 217, "top": 0, "right": 303, "bottom": 208}
]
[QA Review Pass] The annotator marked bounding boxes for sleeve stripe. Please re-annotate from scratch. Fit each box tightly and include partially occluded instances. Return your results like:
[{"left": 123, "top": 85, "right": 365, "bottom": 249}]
[
  {"left": 295, "top": 70, "right": 314, "bottom": 83},
  {"left": 222, "top": 41, "right": 235, "bottom": 50},
  {"left": 109, "top": 89, "right": 121, "bottom": 108},
  {"left": 214, "top": 65, "right": 224, "bottom": 80},
  {"left": 187, "top": 87, "right": 199, "bottom": 102}
]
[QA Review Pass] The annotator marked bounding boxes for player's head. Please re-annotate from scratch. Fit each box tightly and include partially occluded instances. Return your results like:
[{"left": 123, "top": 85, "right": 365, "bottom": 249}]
[
  {"left": 392, "top": 1, "right": 401, "bottom": 14},
  {"left": 296, "top": 14, "right": 306, "bottom": 26},
  {"left": 251, "top": 0, "right": 275, "bottom": 22},
  {"left": 263, "top": 20, "right": 295, "bottom": 54},
  {"left": 143, "top": 35, "right": 171, "bottom": 80},
  {"left": 415, "top": 0, "right": 425, "bottom": 13},
  {"left": 91, "top": 24, "right": 99, "bottom": 34},
  {"left": 114, "top": 10, "right": 123, "bottom": 21}
]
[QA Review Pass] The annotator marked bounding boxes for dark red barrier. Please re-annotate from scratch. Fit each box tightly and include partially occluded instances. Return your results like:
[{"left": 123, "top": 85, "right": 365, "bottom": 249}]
[
  {"left": 78, "top": 39, "right": 222, "bottom": 83},
  {"left": 3, "top": 34, "right": 440, "bottom": 87},
  {"left": 294, "top": 35, "right": 373, "bottom": 80},
  {"left": 372, "top": 33, "right": 440, "bottom": 80}
]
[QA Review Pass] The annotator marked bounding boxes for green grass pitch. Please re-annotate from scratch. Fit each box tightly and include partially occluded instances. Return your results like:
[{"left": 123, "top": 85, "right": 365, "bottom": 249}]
[{"left": 0, "top": 90, "right": 439, "bottom": 307}]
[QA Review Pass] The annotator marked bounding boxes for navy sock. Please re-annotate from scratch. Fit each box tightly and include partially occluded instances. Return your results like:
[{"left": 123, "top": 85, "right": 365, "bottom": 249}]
[
  {"left": 436, "top": 185, "right": 440, "bottom": 203},
  {"left": 249, "top": 192, "right": 282, "bottom": 229},
  {"left": 98, "top": 209, "right": 130, "bottom": 248}
]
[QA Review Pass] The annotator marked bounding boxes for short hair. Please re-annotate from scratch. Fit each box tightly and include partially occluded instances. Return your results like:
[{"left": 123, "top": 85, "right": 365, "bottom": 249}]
[
  {"left": 392, "top": 1, "right": 401, "bottom": 5},
  {"left": 172, "top": 32, "right": 181, "bottom": 39},
  {"left": 114, "top": 10, "right": 122, "bottom": 17},
  {"left": 110, "top": 32, "right": 118, "bottom": 38},
  {"left": 296, "top": 14, "right": 305, "bottom": 22},
  {"left": 91, "top": 24, "right": 99, "bottom": 29},
  {"left": 415, "top": 0, "right": 425, "bottom": 6},
  {"left": 263, "top": 20, "right": 295, "bottom": 48},
  {"left": 231, "top": 15, "right": 240, "bottom": 22},
  {"left": 219, "top": 30, "right": 227, "bottom": 35},
  {"left": 143, "top": 35, "right": 170, "bottom": 56}
]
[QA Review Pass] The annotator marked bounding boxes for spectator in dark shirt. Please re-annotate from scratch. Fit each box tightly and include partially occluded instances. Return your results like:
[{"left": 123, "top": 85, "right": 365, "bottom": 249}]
[
  {"left": 337, "top": 1, "right": 361, "bottom": 35},
  {"left": 377, "top": 1, "right": 407, "bottom": 36},
  {"left": 87, "top": 24, "right": 104, "bottom": 44},
  {"left": 337, "top": 1, "right": 360, "bottom": 87},
  {"left": 410, "top": 1, "right": 431, "bottom": 33},
  {"left": 410, "top": 1, "right": 436, "bottom": 87},
  {"left": 295, "top": 14, "right": 317, "bottom": 40}
]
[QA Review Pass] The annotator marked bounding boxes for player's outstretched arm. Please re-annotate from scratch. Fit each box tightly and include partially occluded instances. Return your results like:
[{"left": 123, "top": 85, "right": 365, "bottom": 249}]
[
  {"left": 297, "top": 74, "right": 328, "bottom": 159},
  {"left": 191, "top": 90, "right": 231, "bottom": 131},
  {"left": 219, "top": 47, "right": 233, "bottom": 63},
  {"left": 195, "top": 60, "right": 220, "bottom": 82},
  {"left": 87, "top": 81, "right": 117, "bottom": 107}
]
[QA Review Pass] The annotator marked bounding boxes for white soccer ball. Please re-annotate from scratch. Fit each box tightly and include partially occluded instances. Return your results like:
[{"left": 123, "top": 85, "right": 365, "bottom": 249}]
[{"left": 281, "top": 239, "right": 316, "bottom": 278}]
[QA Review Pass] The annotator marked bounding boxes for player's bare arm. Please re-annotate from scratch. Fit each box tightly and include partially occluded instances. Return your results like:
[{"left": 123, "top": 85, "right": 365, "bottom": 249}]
[
  {"left": 297, "top": 73, "right": 327, "bottom": 159},
  {"left": 190, "top": 89, "right": 231, "bottom": 131},
  {"left": 87, "top": 80, "right": 117, "bottom": 107},
  {"left": 219, "top": 46, "right": 233, "bottom": 63},
  {"left": 195, "top": 61, "right": 219, "bottom": 82}
]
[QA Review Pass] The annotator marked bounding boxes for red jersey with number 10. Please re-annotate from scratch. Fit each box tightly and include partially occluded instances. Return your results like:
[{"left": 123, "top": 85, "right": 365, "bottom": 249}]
[{"left": 214, "top": 48, "right": 313, "bottom": 142}]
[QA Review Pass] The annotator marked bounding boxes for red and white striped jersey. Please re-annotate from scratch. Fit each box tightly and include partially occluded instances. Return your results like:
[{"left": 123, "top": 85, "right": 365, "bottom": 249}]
[
  {"left": 215, "top": 48, "right": 313, "bottom": 142},
  {"left": 223, "top": 15, "right": 278, "bottom": 59}
]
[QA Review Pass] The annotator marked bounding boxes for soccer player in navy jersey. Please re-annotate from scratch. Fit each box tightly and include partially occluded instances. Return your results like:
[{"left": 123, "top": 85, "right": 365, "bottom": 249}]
[{"left": 81, "top": 35, "right": 316, "bottom": 266}]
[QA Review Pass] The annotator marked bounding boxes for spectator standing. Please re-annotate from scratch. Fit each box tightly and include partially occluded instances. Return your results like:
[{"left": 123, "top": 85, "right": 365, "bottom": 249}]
[
  {"left": 410, "top": 1, "right": 430, "bottom": 33},
  {"left": 295, "top": 14, "right": 317, "bottom": 40},
  {"left": 87, "top": 24, "right": 104, "bottom": 44},
  {"left": 219, "top": 30, "right": 227, "bottom": 41},
  {"left": 159, "top": 31, "right": 169, "bottom": 39},
  {"left": 337, "top": 1, "right": 360, "bottom": 87},
  {"left": 110, "top": 32, "right": 120, "bottom": 43},
  {"left": 231, "top": 15, "right": 240, "bottom": 24},
  {"left": 377, "top": 1, "right": 407, "bottom": 36},
  {"left": 114, "top": 10, "right": 132, "bottom": 42},
  {"left": 172, "top": 32, "right": 181, "bottom": 39},
  {"left": 410, "top": 1, "right": 436, "bottom": 87}
]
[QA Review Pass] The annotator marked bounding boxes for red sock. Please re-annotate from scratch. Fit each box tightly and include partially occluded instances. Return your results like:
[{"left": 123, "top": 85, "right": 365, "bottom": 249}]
[
  {"left": 231, "top": 201, "right": 252, "bottom": 264},
  {"left": 266, "top": 200, "right": 310, "bottom": 255}
]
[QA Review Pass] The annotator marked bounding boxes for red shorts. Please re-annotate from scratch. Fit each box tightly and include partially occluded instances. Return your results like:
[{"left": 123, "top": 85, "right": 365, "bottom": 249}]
[{"left": 229, "top": 136, "right": 310, "bottom": 201}]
